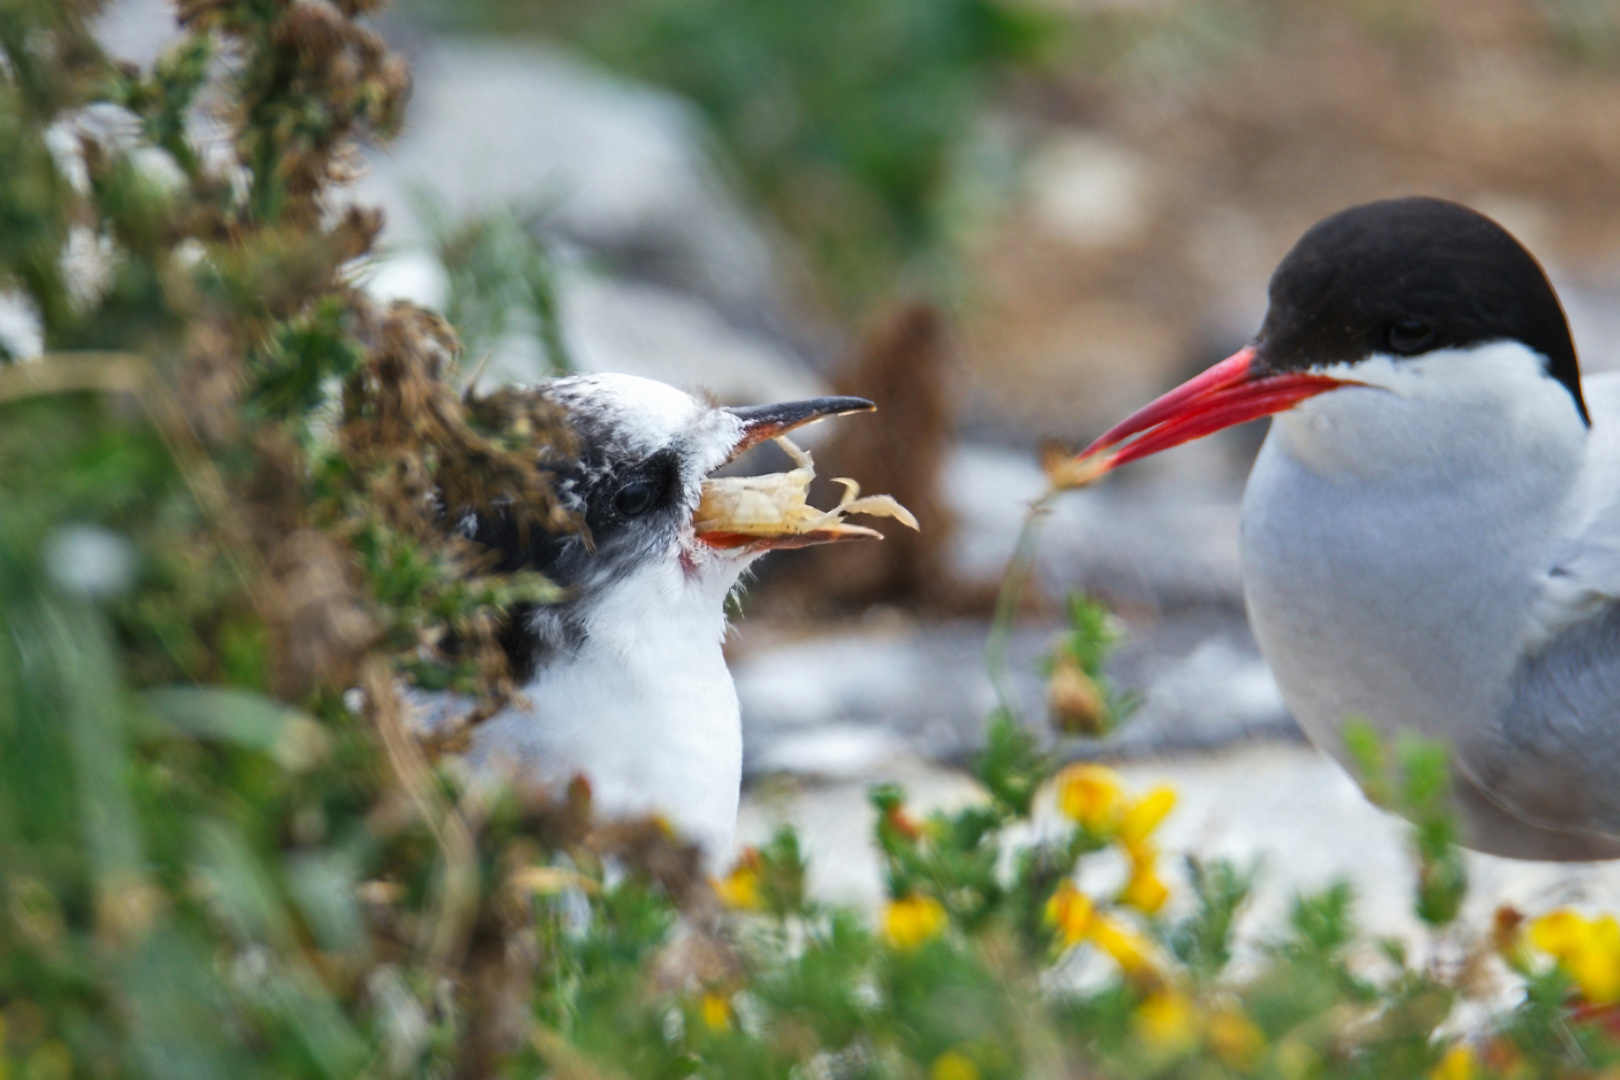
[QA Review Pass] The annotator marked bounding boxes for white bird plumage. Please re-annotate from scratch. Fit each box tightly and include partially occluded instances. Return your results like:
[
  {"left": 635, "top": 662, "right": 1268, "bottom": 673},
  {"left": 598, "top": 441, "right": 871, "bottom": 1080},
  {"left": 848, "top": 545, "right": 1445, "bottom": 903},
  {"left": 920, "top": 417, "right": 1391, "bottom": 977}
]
[
  {"left": 1243, "top": 343, "right": 1620, "bottom": 858},
  {"left": 469, "top": 517, "right": 748, "bottom": 856},
  {"left": 1076, "top": 197, "right": 1620, "bottom": 860},
  {"left": 413, "top": 373, "right": 882, "bottom": 862}
]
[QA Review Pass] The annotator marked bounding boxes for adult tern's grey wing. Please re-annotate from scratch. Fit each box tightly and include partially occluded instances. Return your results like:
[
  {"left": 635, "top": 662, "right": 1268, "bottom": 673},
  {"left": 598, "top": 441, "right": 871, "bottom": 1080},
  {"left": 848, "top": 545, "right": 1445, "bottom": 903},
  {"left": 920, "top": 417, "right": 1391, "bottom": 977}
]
[{"left": 1472, "top": 371, "right": 1620, "bottom": 851}]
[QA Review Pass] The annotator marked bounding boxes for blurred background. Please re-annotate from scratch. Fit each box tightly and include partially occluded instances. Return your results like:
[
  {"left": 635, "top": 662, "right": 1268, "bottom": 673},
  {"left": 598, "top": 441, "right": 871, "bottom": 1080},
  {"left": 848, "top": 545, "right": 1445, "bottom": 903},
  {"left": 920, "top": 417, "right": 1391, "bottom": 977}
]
[{"left": 91, "top": 0, "right": 1620, "bottom": 930}]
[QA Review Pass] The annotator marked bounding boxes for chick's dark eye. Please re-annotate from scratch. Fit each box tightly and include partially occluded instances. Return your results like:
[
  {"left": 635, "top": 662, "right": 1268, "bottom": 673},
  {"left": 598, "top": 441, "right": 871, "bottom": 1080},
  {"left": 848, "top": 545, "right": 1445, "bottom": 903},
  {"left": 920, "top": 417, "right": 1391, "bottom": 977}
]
[
  {"left": 613, "top": 480, "right": 659, "bottom": 518},
  {"left": 1384, "top": 317, "right": 1435, "bottom": 356}
]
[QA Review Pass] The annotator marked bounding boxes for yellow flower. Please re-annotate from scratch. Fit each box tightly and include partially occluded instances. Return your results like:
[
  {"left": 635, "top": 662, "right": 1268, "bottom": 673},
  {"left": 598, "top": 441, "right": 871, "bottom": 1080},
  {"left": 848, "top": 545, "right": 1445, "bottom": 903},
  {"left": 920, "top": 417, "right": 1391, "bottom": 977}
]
[
  {"left": 930, "top": 1049, "right": 981, "bottom": 1080},
  {"left": 1090, "top": 915, "right": 1156, "bottom": 975},
  {"left": 884, "top": 893, "right": 948, "bottom": 950},
  {"left": 1206, "top": 1007, "right": 1264, "bottom": 1069},
  {"left": 1430, "top": 1044, "right": 1477, "bottom": 1080},
  {"left": 1056, "top": 764, "right": 1126, "bottom": 834},
  {"left": 699, "top": 992, "right": 732, "bottom": 1031},
  {"left": 1045, "top": 880, "right": 1158, "bottom": 973},
  {"left": 1118, "top": 849, "right": 1171, "bottom": 916},
  {"left": 1119, "top": 785, "right": 1177, "bottom": 845},
  {"left": 714, "top": 851, "right": 763, "bottom": 911},
  {"left": 1135, "top": 990, "right": 1198, "bottom": 1054},
  {"left": 1531, "top": 909, "right": 1620, "bottom": 1005},
  {"left": 1045, "top": 880, "right": 1096, "bottom": 947}
]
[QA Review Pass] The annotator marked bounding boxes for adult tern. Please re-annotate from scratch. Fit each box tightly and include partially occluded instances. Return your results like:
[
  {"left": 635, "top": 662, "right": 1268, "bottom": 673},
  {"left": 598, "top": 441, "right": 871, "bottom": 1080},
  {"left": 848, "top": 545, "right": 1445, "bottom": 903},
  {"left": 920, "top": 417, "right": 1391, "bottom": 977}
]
[{"left": 1076, "top": 197, "right": 1620, "bottom": 860}]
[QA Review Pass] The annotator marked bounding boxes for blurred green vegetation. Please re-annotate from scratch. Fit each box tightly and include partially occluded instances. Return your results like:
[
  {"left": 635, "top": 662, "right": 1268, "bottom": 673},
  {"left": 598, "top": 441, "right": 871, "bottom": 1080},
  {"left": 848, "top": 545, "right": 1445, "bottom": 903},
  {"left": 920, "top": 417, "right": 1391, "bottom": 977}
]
[
  {"left": 402, "top": 0, "right": 1063, "bottom": 317},
  {"left": 6, "top": 3, "right": 1620, "bottom": 1079},
  {"left": 570, "top": 0, "right": 1060, "bottom": 315},
  {"left": 390, "top": 0, "right": 1620, "bottom": 331},
  {"left": 415, "top": 195, "right": 573, "bottom": 379}
]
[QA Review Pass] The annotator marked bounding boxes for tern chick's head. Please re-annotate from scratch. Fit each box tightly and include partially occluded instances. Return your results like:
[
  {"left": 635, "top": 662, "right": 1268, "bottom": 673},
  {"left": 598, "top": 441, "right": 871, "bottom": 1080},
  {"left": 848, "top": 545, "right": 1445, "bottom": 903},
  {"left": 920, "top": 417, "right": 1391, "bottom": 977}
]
[
  {"left": 466, "top": 373, "right": 914, "bottom": 676},
  {"left": 1075, "top": 197, "right": 1586, "bottom": 474}
]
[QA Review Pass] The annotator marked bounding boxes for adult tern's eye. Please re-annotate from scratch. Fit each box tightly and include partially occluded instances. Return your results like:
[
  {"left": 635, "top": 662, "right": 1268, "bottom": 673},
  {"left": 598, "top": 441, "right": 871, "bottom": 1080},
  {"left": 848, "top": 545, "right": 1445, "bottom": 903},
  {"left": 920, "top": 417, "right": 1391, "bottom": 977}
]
[
  {"left": 1383, "top": 317, "right": 1435, "bottom": 355},
  {"left": 613, "top": 480, "right": 659, "bottom": 517}
]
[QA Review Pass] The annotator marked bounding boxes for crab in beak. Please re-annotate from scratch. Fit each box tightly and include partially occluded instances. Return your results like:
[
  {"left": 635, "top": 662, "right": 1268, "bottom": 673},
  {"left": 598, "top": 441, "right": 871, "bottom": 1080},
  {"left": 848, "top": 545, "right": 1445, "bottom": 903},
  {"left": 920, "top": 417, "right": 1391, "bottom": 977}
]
[{"left": 694, "top": 397, "right": 919, "bottom": 551}]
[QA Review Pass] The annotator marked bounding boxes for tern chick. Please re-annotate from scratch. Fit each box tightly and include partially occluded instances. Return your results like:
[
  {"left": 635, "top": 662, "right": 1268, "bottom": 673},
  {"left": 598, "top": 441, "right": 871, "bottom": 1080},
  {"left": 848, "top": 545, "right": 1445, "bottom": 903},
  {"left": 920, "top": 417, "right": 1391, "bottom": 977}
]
[
  {"left": 1075, "top": 197, "right": 1620, "bottom": 860},
  {"left": 450, "top": 373, "right": 893, "bottom": 859}
]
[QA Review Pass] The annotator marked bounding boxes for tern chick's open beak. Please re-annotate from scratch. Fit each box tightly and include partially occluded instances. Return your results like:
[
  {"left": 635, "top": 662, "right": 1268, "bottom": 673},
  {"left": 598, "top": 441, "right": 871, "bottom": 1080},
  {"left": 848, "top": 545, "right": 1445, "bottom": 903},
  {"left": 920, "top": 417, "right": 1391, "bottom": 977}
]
[
  {"left": 1069, "top": 345, "right": 1351, "bottom": 477},
  {"left": 695, "top": 397, "right": 920, "bottom": 551}
]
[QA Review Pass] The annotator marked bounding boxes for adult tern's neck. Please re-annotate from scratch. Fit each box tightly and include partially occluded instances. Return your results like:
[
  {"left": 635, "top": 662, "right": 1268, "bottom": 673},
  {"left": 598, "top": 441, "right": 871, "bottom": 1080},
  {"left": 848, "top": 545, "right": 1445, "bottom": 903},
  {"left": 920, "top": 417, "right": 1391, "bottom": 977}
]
[{"left": 1240, "top": 342, "right": 1587, "bottom": 758}]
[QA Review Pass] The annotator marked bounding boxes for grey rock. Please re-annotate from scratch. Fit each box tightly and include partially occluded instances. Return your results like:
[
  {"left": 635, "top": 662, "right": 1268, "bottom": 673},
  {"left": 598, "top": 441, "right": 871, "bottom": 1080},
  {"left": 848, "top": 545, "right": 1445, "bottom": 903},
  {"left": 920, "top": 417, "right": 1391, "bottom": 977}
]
[
  {"left": 945, "top": 443, "right": 1248, "bottom": 610},
  {"left": 353, "top": 40, "right": 781, "bottom": 322},
  {"left": 732, "top": 606, "right": 1295, "bottom": 779},
  {"left": 363, "top": 251, "right": 829, "bottom": 405},
  {"left": 560, "top": 273, "right": 827, "bottom": 405},
  {"left": 346, "top": 36, "right": 829, "bottom": 405},
  {"left": 93, "top": 0, "right": 183, "bottom": 68}
]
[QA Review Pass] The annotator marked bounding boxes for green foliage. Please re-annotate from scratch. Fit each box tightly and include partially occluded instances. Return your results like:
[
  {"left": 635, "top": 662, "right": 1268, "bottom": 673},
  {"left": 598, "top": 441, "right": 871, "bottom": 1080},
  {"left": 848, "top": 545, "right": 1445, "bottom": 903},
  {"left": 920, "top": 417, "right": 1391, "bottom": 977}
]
[
  {"left": 1043, "top": 592, "right": 1141, "bottom": 737},
  {"left": 8, "top": 3, "right": 1620, "bottom": 1080},
  {"left": 417, "top": 195, "right": 573, "bottom": 378},
  {"left": 973, "top": 708, "right": 1048, "bottom": 818},
  {"left": 1169, "top": 856, "right": 1256, "bottom": 980},
  {"left": 573, "top": 0, "right": 1061, "bottom": 313},
  {"left": 1345, "top": 720, "right": 1470, "bottom": 927}
]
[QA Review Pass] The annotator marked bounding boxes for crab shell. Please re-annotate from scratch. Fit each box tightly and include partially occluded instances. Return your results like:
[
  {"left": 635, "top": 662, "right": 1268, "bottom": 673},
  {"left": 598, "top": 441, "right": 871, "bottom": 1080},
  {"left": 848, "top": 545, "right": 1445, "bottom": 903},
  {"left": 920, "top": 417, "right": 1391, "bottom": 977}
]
[{"left": 693, "top": 437, "right": 918, "bottom": 550}]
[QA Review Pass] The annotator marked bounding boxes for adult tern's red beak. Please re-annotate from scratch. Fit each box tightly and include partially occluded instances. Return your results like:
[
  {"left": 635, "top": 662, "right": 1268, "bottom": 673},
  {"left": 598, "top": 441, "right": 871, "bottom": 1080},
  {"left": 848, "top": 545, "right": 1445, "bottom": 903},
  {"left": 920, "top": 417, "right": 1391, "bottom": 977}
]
[{"left": 1075, "top": 346, "right": 1351, "bottom": 474}]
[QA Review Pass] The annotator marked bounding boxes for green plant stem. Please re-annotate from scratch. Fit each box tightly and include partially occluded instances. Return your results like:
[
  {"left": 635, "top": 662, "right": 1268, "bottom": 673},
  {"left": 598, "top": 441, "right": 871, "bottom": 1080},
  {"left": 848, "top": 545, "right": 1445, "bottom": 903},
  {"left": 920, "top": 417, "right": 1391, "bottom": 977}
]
[{"left": 985, "top": 488, "right": 1058, "bottom": 720}]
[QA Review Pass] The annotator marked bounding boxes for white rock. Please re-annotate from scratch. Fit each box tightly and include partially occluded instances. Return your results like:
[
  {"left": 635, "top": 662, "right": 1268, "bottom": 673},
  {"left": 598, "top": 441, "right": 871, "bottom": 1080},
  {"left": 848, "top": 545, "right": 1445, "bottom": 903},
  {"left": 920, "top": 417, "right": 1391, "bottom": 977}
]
[
  {"left": 364, "top": 248, "right": 450, "bottom": 310},
  {"left": 562, "top": 273, "right": 825, "bottom": 404},
  {"left": 93, "top": 0, "right": 183, "bottom": 68},
  {"left": 354, "top": 40, "right": 779, "bottom": 315},
  {"left": 944, "top": 442, "right": 1246, "bottom": 606},
  {"left": 45, "top": 523, "right": 137, "bottom": 599},
  {"left": 748, "top": 725, "right": 909, "bottom": 781},
  {"left": 1025, "top": 131, "right": 1153, "bottom": 250}
]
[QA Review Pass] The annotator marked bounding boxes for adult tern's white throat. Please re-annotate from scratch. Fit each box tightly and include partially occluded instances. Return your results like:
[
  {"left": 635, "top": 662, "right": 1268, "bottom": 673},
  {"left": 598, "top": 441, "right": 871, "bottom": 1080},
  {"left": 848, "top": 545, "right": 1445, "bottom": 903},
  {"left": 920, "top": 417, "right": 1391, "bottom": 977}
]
[
  {"left": 448, "top": 374, "right": 908, "bottom": 858},
  {"left": 1075, "top": 197, "right": 1620, "bottom": 861}
]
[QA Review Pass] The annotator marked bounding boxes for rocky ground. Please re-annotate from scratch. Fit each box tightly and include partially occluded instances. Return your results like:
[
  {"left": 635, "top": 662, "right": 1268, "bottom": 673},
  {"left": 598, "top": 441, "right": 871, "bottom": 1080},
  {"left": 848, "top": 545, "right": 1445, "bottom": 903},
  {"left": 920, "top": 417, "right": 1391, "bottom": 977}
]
[{"left": 93, "top": 0, "right": 1620, "bottom": 947}]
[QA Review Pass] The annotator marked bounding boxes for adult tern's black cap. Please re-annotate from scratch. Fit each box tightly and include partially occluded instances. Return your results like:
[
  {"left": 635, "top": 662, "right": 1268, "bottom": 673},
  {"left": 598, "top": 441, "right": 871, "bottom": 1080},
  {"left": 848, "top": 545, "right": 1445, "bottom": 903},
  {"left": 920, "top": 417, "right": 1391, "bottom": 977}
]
[
  {"left": 1256, "top": 196, "right": 1587, "bottom": 424},
  {"left": 1073, "top": 196, "right": 1588, "bottom": 473}
]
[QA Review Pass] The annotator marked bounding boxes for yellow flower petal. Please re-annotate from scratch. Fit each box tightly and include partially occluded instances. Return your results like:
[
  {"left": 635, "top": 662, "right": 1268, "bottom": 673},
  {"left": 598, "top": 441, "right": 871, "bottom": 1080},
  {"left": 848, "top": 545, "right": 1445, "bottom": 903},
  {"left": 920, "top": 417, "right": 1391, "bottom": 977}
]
[
  {"left": 714, "top": 851, "right": 763, "bottom": 911},
  {"left": 1430, "top": 1044, "right": 1476, "bottom": 1080},
  {"left": 1531, "top": 910, "right": 1620, "bottom": 1005},
  {"left": 23, "top": 1042, "right": 70, "bottom": 1080},
  {"left": 1119, "top": 860, "right": 1171, "bottom": 916},
  {"left": 1091, "top": 915, "right": 1156, "bottom": 975},
  {"left": 930, "top": 1049, "right": 981, "bottom": 1080},
  {"left": 1135, "top": 991, "right": 1198, "bottom": 1053},
  {"left": 1044, "top": 880, "right": 1095, "bottom": 948},
  {"left": 1573, "top": 919, "right": 1620, "bottom": 1005},
  {"left": 1530, "top": 909, "right": 1587, "bottom": 959},
  {"left": 1207, "top": 1007, "right": 1265, "bottom": 1069},
  {"left": 884, "top": 894, "right": 948, "bottom": 950},
  {"left": 1119, "top": 785, "right": 1177, "bottom": 845},
  {"left": 699, "top": 992, "right": 732, "bottom": 1032},
  {"left": 1056, "top": 764, "right": 1126, "bottom": 834}
]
